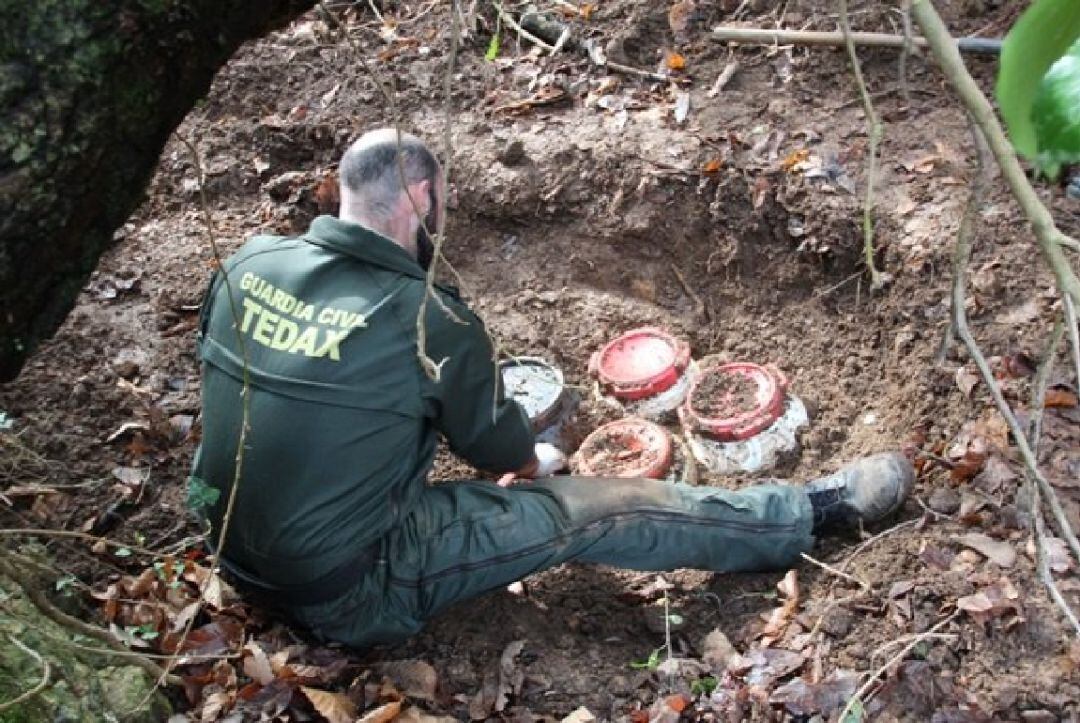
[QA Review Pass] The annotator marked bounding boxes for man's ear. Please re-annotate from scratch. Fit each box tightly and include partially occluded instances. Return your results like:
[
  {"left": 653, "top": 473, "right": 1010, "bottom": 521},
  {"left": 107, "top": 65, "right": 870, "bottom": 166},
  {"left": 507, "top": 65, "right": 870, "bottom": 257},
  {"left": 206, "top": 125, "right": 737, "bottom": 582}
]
[{"left": 409, "top": 178, "right": 432, "bottom": 217}]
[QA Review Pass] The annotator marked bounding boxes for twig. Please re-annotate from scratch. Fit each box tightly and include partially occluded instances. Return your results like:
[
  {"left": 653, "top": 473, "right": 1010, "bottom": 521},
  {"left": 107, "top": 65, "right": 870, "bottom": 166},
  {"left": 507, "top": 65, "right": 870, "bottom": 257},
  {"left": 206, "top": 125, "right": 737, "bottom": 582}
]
[
  {"left": 1026, "top": 314, "right": 1080, "bottom": 636},
  {"left": 841, "top": 518, "right": 921, "bottom": 572},
  {"left": 898, "top": 0, "right": 914, "bottom": 105},
  {"left": 0, "top": 528, "right": 163, "bottom": 558},
  {"left": 707, "top": 60, "right": 740, "bottom": 98},
  {"left": 670, "top": 264, "right": 708, "bottom": 321},
  {"left": 0, "top": 635, "right": 50, "bottom": 713},
  {"left": 914, "top": 0, "right": 1080, "bottom": 566},
  {"left": 1027, "top": 315, "right": 1066, "bottom": 447},
  {"left": 162, "top": 132, "right": 253, "bottom": 703},
  {"left": 812, "top": 270, "right": 863, "bottom": 300},
  {"left": 493, "top": 2, "right": 556, "bottom": 52},
  {"left": 911, "top": 0, "right": 1080, "bottom": 308},
  {"left": 710, "top": 26, "right": 1002, "bottom": 54},
  {"left": 603, "top": 59, "right": 671, "bottom": 83},
  {"left": 837, "top": 611, "right": 960, "bottom": 721},
  {"left": 800, "top": 552, "right": 871, "bottom": 592},
  {"left": 870, "top": 632, "right": 958, "bottom": 662},
  {"left": 1065, "top": 296, "right": 1080, "bottom": 406},
  {"left": 414, "top": 0, "right": 463, "bottom": 383},
  {"left": 838, "top": 0, "right": 885, "bottom": 291}
]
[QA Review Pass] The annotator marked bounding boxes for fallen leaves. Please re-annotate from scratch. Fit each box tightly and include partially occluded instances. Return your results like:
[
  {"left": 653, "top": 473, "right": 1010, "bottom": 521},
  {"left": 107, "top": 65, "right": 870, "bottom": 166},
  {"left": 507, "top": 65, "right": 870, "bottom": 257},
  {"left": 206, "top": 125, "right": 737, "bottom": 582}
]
[
  {"left": 301, "top": 686, "right": 357, "bottom": 723},
  {"left": 956, "top": 576, "right": 1024, "bottom": 628},
  {"left": 956, "top": 532, "right": 1017, "bottom": 568},
  {"left": 758, "top": 570, "right": 799, "bottom": 647},
  {"left": 770, "top": 669, "right": 858, "bottom": 718},
  {"left": 664, "top": 50, "right": 686, "bottom": 71}
]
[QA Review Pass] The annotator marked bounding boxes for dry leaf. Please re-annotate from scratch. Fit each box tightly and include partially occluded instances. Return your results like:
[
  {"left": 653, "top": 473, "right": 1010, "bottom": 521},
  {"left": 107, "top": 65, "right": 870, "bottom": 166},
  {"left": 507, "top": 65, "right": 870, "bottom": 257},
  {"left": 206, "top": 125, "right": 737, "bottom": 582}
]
[
  {"left": 1044, "top": 389, "right": 1079, "bottom": 408},
  {"left": 665, "top": 51, "right": 686, "bottom": 70},
  {"left": 396, "top": 707, "right": 459, "bottom": 723},
  {"left": 561, "top": 707, "right": 597, "bottom": 723},
  {"left": 751, "top": 176, "right": 771, "bottom": 210},
  {"left": 302, "top": 686, "right": 358, "bottom": 723},
  {"left": 673, "top": 91, "right": 690, "bottom": 124},
  {"left": 759, "top": 570, "right": 799, "bottom": 645},
  {"left": 243, "top": 641, "right": 275, "bottom": 686},
  {"left": 374, "top": 659, "right": 437, "bottom": 702},
  {"left": 955, "top": 366, "right": 980, "bottom": 397},
  {"left": 703, "top": 158, "right": 722, "bottom": 174},
  {"left": 357, "top": 700, "right": 403, "bottom": 723},
  {"left": 957, "top": 577, "right": 1023, "bottom": 626},
  {"left": 781, "top": 149, "right": 810, "bottom": 172},
  {"left": 956, "top": 532, "right": 1016, "bottom": 567},
  {"left": 950, "top": 449, "right": 986, "bottom": 483}
]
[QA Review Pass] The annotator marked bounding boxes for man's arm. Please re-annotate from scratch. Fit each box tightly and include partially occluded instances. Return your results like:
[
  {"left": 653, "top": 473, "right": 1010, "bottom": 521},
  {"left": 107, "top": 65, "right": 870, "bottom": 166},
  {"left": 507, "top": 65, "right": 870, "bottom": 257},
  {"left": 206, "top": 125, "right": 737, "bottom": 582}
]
[{"left": 421, "top": 293, "right": 537, "bottom": 474}]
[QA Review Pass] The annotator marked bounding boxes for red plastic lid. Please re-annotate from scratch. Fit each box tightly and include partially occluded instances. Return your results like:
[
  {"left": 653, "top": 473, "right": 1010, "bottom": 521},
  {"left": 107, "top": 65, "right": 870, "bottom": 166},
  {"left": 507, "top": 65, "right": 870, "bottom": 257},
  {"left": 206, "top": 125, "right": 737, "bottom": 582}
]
[
  {"left": 572, "top": 418, "right": 674, "bottom": 479},
  {"left": 680, "top": 363, "right": 788, "bottom": 442},
  {"left": 589, "top": 327, "right": 690, "bottom": 401}
]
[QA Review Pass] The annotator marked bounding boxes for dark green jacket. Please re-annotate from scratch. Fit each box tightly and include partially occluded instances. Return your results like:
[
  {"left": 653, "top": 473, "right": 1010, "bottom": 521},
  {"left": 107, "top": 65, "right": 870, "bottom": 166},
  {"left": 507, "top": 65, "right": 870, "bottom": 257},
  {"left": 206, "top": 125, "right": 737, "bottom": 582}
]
[{"left": 193, "top": 216, "right": 534, "bottom": 586}]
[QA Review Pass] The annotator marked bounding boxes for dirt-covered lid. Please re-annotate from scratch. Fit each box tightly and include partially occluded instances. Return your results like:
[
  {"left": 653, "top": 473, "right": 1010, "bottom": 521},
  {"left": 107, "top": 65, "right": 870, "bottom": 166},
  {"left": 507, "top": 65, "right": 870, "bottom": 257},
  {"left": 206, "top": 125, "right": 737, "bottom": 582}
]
[
  {"left": 499, "top": 357, "right": 567, "bottom": 431},
  {"left": 680, "top": 362, "right": 788, "bottom": 442},
  {"left": 589, "top": 327, "right": 690, "bottom": 400},
  {"left": 571, "top": 417, "right": 673, "bottom": 479}
]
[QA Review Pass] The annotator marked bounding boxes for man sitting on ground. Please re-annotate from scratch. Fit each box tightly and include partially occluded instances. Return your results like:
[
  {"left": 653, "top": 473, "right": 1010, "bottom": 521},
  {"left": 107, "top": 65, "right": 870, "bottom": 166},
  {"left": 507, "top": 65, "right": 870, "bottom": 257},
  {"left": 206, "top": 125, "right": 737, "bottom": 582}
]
[{"left": 192, "top": 128, "right": 914, "bottom": 647}]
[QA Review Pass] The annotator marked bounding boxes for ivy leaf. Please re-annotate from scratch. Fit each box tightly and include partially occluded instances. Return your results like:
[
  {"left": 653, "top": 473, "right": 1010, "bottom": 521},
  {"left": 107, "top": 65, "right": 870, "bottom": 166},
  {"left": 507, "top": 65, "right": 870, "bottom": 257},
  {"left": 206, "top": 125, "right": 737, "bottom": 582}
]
[
  {"left": 485, "top": 32, "right": 500, "bottom": 61},
  {"left": 996, "top": 0, "right": 1080, "bottom": 160},
  {"left": 186, "top": 475, "right": 220, "bottom": 511},
  {"left": 1031, "top": 38, "right": 1080, "bottom": 179}
]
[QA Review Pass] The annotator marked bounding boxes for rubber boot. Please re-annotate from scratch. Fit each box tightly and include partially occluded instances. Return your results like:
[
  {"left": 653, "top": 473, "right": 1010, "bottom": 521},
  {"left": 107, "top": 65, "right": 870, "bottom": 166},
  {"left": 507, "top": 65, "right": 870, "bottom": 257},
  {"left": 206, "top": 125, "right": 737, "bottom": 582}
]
[{"left": 804, "top": 452, "right": 915, "bottom": 533}]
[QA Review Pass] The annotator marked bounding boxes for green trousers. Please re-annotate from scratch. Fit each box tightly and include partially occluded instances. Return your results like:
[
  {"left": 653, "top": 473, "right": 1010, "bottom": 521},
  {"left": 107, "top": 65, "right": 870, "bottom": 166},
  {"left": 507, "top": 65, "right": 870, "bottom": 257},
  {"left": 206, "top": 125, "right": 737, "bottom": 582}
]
[{"left": 288, "top": 477, "right": 814, "bottom": 647}]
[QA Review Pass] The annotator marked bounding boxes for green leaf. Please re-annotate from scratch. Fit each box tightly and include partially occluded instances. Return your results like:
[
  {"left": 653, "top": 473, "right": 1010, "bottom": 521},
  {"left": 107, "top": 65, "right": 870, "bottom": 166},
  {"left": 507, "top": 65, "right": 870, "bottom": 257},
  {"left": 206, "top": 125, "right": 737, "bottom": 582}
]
[
  {"left": 1031, "top": 38, "right": 1080, "bottom": 179},
  {"left": 485, "top": 31, "right": 500, "bottom": 61},
  {"left": 841, "top": 699, "right": 865, "bottom": 723},
  {"left": 55, "top": 574, "right": 77, "bottom": 592},
  {"left": 114, "top": 547, "right": 132, "bottom": 558},
  {"left": 666, "top": 613, "right": 684, "bottom": 625},
  {"left": 186, "top": 475, "right": 220, "bottom": 511},
  {"left": 630, "top": 647, "right": 663, "bottom": 670},
  {"left": 690, "top": 676, "right": 718, "bottom": 696},
  {"left": 996, "top": 0, "right": 1080, "bottom": 159}
]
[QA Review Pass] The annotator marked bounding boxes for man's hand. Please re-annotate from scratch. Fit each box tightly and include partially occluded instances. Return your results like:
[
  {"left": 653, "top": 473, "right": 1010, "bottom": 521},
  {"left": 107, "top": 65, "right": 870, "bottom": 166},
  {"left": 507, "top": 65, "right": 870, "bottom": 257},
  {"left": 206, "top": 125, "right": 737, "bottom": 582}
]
[{"left": 497, "top": 443, "right": 568, "bottom": 487}]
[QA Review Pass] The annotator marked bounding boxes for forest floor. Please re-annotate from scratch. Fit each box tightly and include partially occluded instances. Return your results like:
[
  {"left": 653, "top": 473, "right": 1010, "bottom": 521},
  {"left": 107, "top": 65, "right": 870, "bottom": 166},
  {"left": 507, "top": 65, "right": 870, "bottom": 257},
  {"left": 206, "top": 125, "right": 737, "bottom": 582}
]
[{"left": 2, "top": 0, "right": 1080, "bottom": 720}]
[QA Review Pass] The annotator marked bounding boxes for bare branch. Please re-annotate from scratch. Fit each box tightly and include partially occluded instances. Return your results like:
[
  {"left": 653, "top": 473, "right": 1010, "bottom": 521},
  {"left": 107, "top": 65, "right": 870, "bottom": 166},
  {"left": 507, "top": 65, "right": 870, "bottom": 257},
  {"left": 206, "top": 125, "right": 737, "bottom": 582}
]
[
  {"left": 837, "top": 612, "right": 960, "bottom": 721},
  {"left": 838, "top": 0, "right": 886, "bottom": 290},
  {"left": 911, "top": 0, "right": 1080, "bottom": 308},
  {"left": 0, "top": 635, "right": 50, "bottom": 713},
  {"left": 0, "top": 555, "right": 180, "bottom": 687},
  {"left": 940, "top": 114, "right": 1080, "bottom": 567}
]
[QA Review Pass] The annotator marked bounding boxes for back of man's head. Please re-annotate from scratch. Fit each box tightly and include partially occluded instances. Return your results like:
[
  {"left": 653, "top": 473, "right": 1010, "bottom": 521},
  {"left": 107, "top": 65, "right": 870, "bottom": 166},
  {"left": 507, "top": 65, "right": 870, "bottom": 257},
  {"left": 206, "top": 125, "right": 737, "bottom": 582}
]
[{"left": 338, "top": 128, "right": 438, "bottom": 221}]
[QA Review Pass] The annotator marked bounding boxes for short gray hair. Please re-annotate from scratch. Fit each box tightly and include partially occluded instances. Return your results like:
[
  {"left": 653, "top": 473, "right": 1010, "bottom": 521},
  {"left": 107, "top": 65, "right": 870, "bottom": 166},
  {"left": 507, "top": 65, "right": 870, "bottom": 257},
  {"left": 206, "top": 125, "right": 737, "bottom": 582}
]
[{"left": 339, "top": 129, "right": 438, "bottom": 219}]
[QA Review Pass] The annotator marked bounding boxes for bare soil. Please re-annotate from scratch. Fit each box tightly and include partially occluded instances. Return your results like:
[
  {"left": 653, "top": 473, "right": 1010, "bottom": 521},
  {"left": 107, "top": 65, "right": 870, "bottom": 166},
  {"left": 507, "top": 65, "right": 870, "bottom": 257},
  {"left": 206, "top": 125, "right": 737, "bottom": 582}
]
[
  {"left": 691, "top": 369, "right": 759, "bottom": 419},
  {"left": 3, "top": 0, "right": 1080, "bottom": 720},
  {"left": 574, "top": 423, "right": 667, "bottom": 478}
]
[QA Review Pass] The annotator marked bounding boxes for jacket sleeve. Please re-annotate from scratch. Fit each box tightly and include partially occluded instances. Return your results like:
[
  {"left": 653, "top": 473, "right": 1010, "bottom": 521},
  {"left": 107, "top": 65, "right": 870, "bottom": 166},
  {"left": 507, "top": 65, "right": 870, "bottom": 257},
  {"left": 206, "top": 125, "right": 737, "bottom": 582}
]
[{"left": 421, "top": 291, "right": 535, "bottom": 473}]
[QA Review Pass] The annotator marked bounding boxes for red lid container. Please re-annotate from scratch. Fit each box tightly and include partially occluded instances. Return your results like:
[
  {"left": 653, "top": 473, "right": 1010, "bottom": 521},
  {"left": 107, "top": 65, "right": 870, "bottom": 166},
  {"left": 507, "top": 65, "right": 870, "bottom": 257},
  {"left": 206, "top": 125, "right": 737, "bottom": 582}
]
[
  {"left": 589, "top": 327, "right": 691, "bottom": 401},
  {"left": 681, "top": 363, "right": 787, "bottom": 442},
  {"left": 572, "top": 418, "right": 674, "bottom": 479}
]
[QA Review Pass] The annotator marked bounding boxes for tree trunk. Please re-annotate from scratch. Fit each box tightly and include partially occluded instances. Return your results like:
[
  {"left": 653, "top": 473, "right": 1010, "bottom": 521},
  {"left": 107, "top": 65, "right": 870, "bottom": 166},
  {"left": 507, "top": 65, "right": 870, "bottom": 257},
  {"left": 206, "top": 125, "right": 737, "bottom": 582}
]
[{"left": 0, "top": 0, "right": 316, "bottom": 381}]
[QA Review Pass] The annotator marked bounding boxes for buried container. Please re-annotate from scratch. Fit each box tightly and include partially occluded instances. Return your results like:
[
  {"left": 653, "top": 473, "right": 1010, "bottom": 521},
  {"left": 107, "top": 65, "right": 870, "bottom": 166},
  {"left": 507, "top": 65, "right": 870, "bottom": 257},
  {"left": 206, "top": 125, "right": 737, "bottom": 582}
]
[
  {"left": 589, "top": 327, "right": 694, "bottom": 422},
  {"left": 571, "top": 417, "right": 674, "bottom": 479},
  {"left": 679, "top": 362, "right": 808, "bottom": 475},
  {"left": 499, "top": 357, "right": 577, "bottom": 450}
]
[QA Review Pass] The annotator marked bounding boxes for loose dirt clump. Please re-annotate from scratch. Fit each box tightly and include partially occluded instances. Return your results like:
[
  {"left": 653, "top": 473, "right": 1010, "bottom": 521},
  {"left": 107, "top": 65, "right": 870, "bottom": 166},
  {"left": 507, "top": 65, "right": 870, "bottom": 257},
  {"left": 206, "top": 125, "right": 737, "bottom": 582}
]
[
  {"left": 3, "top": 0, "right": 1080, "bottom": 720},
  {"left": 691, "top": 369, "right": 759, "bottom": 418}
]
